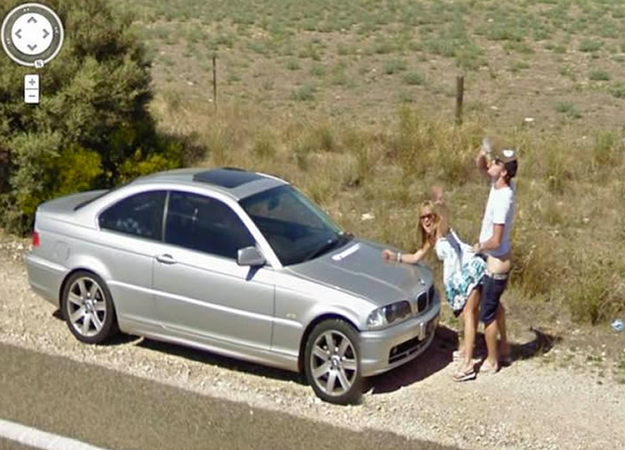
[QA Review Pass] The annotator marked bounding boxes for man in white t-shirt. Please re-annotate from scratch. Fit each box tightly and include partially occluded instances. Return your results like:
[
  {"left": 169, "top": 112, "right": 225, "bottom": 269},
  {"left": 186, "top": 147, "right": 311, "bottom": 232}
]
[{"left": 474, "top": 142, "right": 518, "bottom": 374}]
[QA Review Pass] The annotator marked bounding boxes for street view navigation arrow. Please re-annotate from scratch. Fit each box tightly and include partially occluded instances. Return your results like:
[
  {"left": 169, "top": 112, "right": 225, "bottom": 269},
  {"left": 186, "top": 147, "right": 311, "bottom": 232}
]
[{"left": 1, "top": 3, "right": 64, "bottom": 66}]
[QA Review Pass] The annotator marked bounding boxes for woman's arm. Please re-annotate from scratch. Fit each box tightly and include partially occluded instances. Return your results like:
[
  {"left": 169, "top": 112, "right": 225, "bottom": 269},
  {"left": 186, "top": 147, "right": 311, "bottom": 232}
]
[
  {"left": 382, "top": 241, "right": 432, "bottom": 264},
  {"left": 431, "top": 185, "right": 450, "bottom": 236}
]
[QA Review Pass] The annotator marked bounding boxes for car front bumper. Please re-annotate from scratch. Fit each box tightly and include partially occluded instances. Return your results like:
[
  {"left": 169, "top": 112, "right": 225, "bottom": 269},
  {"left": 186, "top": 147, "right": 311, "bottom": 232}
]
[{"left": 359, "top": 291, "right": 440, "bottom": 377}]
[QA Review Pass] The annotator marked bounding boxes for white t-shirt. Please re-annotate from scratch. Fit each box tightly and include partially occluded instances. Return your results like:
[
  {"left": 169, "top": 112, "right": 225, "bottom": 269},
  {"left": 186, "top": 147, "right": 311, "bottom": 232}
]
[{"left": 478, "top": 183, "right": 515, "bottom": 258}]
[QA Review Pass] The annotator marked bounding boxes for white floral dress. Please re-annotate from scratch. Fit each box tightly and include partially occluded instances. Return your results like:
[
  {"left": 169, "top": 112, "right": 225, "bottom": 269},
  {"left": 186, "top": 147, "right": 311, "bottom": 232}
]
[{"left": 434, "top": 229, "right": 486, "bottom": 315}]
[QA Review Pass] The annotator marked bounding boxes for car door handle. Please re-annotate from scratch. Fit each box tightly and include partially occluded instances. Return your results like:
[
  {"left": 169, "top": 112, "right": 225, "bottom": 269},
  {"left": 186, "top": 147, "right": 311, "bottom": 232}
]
[{"left": 156, "top": 254, "right": 177, "bottom": 265}]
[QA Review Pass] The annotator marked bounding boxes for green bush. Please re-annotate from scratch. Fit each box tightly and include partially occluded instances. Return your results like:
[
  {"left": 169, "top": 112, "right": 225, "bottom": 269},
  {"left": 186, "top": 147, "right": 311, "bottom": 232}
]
[
  {"left": 403, "top": 72, "right": 425, "bottom": 86},
  {"left": 118, "top": 140, "right": 183, "bottom": 183},
  {"left": 578, "top": 39, "right": 603, "bottom": 52},
  {"left": 588, "top": 69, "right": 610, "bottom": 81},
  {"left": 291, "top": 84, "right": 316, "bottom": 101},
  {"left": 0, "top": 0, "right": 183, "bottom": 234},
  {"left": 609, "top": 82, "right": 625, "bottom": 99},
  {"left": 554, "top": 101, "right": 582, "bottom": 119}
]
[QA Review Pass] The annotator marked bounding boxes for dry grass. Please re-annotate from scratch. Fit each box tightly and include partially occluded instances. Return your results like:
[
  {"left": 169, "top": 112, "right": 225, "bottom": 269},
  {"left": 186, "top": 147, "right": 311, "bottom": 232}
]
[
  {"left": 114, "top": 0, "right": 625, "bottom": 131},
  {"left": 125, "top": 0, "right": 625, "bottom": 328},
  {"left": 149, "top": 84, "right": 624, "bottom": 327}
]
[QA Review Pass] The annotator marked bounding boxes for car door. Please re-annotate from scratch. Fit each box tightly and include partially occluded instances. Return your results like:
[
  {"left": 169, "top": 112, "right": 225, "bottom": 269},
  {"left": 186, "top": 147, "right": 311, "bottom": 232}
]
[
  {"left": 153, "top": 190, "right": 275, "bottom": 351},
  {"left": 96, "top": 189, "right": 166, "bottom": 327}
]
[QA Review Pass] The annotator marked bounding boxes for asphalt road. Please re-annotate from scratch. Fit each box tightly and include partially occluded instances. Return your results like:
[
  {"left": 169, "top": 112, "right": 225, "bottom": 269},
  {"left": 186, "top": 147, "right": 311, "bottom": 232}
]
[
  {"left": 0, "top": 343, "right": 461, "bottom": 450},
  {"left": 0, "top": 438, "right": 36, "bottom": 450}
]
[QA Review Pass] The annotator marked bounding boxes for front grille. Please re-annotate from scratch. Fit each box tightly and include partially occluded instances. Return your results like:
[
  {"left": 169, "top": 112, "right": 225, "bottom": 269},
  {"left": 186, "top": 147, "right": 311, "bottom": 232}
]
[
  {"left": 416, "top": 291, "right": 428, "bottom": 313},
  {"left": 414, "top": 285, "right": 435, "bottom": 315},
  {"left": 387, "top": 315, "right": 437, "bottom": 364},
  {"left": 388, "top": 333, "right": 429, "bottom": 364}
]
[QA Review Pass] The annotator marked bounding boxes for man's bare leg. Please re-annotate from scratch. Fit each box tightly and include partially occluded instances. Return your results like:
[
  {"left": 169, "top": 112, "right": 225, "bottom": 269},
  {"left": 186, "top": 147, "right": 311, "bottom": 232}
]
[
  {"left": 484, "top": 319, "right": 499, "bottom": 370},
  {"left": 496, "top": 304, "right": 510, "bottom": 360}
]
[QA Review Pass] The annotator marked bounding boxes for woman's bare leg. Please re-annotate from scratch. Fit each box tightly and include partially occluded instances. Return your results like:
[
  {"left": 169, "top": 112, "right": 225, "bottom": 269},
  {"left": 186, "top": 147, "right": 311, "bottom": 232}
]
[{"left": 461, "top": 289, "right": 480, "bottom": 372}]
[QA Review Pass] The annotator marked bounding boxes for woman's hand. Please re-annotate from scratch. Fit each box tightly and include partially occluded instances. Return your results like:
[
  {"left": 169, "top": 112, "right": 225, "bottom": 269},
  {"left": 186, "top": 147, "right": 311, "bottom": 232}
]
[
  {"left": 431, "top": 185, "right": 444, "bottom": 205},
  {"left": 382, "top": 249, "right": 396, "bottom": 261}
]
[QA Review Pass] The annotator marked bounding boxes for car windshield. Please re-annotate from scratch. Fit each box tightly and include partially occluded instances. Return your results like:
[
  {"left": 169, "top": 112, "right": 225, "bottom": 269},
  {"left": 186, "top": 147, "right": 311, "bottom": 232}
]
[{"left": 239, "top": 185, "right": 352, "bottom": 266}]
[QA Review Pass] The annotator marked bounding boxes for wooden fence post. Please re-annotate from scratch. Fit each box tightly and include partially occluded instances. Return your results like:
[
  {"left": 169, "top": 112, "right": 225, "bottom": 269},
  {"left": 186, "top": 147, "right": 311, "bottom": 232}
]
[
  {"left": 455, "top": 74, "right": 464, "bottom": 125},
  {"left": 212, "top": 55, "right": 217, "bottom": 109}
]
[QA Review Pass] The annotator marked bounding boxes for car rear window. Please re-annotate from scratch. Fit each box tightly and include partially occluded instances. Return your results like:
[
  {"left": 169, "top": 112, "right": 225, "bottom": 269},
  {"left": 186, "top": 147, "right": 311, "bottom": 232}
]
[{"left": 99, "top": 191, "right": 166, "bottom": 240}]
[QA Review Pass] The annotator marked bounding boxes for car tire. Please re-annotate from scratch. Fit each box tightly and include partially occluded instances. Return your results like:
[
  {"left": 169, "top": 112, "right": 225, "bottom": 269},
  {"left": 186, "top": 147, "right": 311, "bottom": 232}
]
[
  {"left": 61, "top": 271, "right": 118, "bottom": 344},
  {"left": 304, "top": 319, "right": 363, "bottom": 405}
]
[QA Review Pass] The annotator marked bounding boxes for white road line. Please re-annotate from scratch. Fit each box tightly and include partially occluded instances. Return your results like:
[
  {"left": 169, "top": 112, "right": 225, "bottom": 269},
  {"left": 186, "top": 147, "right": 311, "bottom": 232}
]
[{"left": 0, "top": 419, "right": 110, "bottom": 450}]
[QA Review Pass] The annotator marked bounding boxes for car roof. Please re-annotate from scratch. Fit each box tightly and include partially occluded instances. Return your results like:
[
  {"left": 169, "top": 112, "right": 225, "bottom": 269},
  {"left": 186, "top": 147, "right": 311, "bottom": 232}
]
[{"left": 131, "top": 167, "right": 288, "bottom": 200}]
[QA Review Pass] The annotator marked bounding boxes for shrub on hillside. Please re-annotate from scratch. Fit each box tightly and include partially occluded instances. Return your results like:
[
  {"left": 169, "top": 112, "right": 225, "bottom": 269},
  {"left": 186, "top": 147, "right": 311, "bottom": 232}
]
[{"left": 0, "top": 0, "right": 182, "bottom": 234}]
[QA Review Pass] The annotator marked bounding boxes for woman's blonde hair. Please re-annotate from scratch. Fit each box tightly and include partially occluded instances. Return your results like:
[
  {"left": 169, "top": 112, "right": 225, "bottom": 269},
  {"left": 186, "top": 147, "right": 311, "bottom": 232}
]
[{"left": 418, "top": 200, "right": 443, "bottom": 248}]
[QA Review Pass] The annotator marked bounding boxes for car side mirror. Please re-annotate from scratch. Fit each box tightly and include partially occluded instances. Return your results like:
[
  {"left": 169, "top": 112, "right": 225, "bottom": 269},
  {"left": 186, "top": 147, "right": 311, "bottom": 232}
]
[{"left": 237, "top": 246, "right": 266, "bottom": 267}]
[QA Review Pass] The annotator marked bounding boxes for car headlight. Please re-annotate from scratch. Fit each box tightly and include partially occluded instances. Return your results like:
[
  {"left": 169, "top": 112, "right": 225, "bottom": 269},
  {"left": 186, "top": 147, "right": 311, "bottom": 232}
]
[{"left": 367, "top": 301, "right": 412, "bottom": 330}]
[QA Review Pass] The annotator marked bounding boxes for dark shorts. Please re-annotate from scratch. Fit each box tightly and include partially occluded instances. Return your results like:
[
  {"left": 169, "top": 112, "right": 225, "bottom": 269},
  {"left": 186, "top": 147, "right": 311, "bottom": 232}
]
[{"left": 479, "top": 274, "right": 508, "bottom": 325}]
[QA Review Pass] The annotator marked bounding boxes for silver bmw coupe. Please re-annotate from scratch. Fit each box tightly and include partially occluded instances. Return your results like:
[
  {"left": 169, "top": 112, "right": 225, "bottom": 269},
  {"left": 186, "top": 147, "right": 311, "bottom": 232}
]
[{"left": 25, "top": 167, "right": 440, "bottom": 404}]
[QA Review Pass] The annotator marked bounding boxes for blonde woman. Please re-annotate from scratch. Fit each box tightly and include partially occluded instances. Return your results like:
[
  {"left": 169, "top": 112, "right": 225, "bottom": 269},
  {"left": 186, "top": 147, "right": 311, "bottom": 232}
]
[{"left": 382, "top": 188, "right": 485, "bottom": 381}]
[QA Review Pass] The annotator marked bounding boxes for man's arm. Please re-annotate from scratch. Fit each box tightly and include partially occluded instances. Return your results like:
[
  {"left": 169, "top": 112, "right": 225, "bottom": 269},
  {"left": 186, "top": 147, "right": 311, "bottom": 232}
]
[
  {"left": 476, "top": 137, "right": 493, "bottom": 180},
  {"left": 476, "top": 149, "right": 489, "bottom": 179},
  {"left": 474, "top": 224, "right": 504, "bottom": 253}
]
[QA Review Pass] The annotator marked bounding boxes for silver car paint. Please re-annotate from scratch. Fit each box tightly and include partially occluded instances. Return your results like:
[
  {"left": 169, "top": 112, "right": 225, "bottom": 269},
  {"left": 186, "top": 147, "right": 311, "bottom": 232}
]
[{"left": 25, "top": 169, "right": 440, "bottom": 377}]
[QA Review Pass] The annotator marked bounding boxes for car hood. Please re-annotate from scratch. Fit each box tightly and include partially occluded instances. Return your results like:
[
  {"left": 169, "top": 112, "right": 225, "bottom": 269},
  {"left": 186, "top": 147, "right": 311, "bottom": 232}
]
[{"left": 288, "top": 239, "right": 433, "bottom": 306}]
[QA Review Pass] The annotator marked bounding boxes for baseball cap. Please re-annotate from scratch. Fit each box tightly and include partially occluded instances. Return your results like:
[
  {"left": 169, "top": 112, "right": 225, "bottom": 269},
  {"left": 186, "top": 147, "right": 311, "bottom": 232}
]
[
  {"left": 494, "top": 147, "right": 518, "bottom": 177},
  {"left": 494, "top": 147, "right": 517, "bottom": 164}
]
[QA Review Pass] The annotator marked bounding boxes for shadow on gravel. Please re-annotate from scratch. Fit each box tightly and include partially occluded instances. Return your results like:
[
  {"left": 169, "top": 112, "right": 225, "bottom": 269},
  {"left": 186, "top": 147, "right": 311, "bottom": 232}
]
[
  {"left": 367, "top": 325, "right": 459, "bottom": 395},
  {"left": 50, "top": 302, "right": 560, "bottom": 399},
  {"left": 138, "top": 338, "right": 304, "bottom": 385},
  {"left": 367, "top": 325, "right": 561, "bottom": 394},
  {"left": 54, "top": 308, "right": 299, "bottom": 376},
  {"left": 510, "top": 327, "right": 561, "bottom": 361},
  {"left": 466, "top": 327, "right": 561, "bottom": 363}
]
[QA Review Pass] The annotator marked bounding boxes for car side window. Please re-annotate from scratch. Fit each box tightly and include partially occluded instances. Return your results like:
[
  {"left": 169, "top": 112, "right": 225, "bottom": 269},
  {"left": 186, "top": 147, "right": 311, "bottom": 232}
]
[
  {"left": 98, "top": 191, "right": 166, "bottom": 240},
  {"left": 165, "top": 191, "right": 254, "bottom": 259}
]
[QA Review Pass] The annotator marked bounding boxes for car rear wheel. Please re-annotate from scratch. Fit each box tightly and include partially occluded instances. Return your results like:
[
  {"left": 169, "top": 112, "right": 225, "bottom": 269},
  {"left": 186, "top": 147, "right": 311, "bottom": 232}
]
[
  {"left": 304, "top": 319, "right": 362, "bottom": 405},
  {"left": 61, "top": 271, "right": 118, "bottom": 344}
]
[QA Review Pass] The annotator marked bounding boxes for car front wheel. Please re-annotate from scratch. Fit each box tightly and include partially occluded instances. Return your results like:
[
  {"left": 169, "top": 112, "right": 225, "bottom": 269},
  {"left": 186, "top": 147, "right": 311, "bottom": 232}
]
[
  {"left": 304, "top": 319, "right": 363, "bottom": 405},
  {"left": 61, "top": 271, "right": 118, "bottom": 344}
]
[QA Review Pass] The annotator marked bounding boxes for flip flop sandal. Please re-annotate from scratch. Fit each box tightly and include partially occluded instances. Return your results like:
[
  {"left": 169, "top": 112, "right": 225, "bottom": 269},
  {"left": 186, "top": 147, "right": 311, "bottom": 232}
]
[
  {"left": 480, "top": 361, "right": 499, "bottom": 375},
  {"left": 452, "top": 367, "right": 476, "bottom": 382}
]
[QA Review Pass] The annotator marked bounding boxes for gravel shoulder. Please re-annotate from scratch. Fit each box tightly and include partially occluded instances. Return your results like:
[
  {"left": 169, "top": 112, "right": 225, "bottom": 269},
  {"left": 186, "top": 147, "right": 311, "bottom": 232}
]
[{"left": 1, "top": 239, "right": 624, "bottom": 450}]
